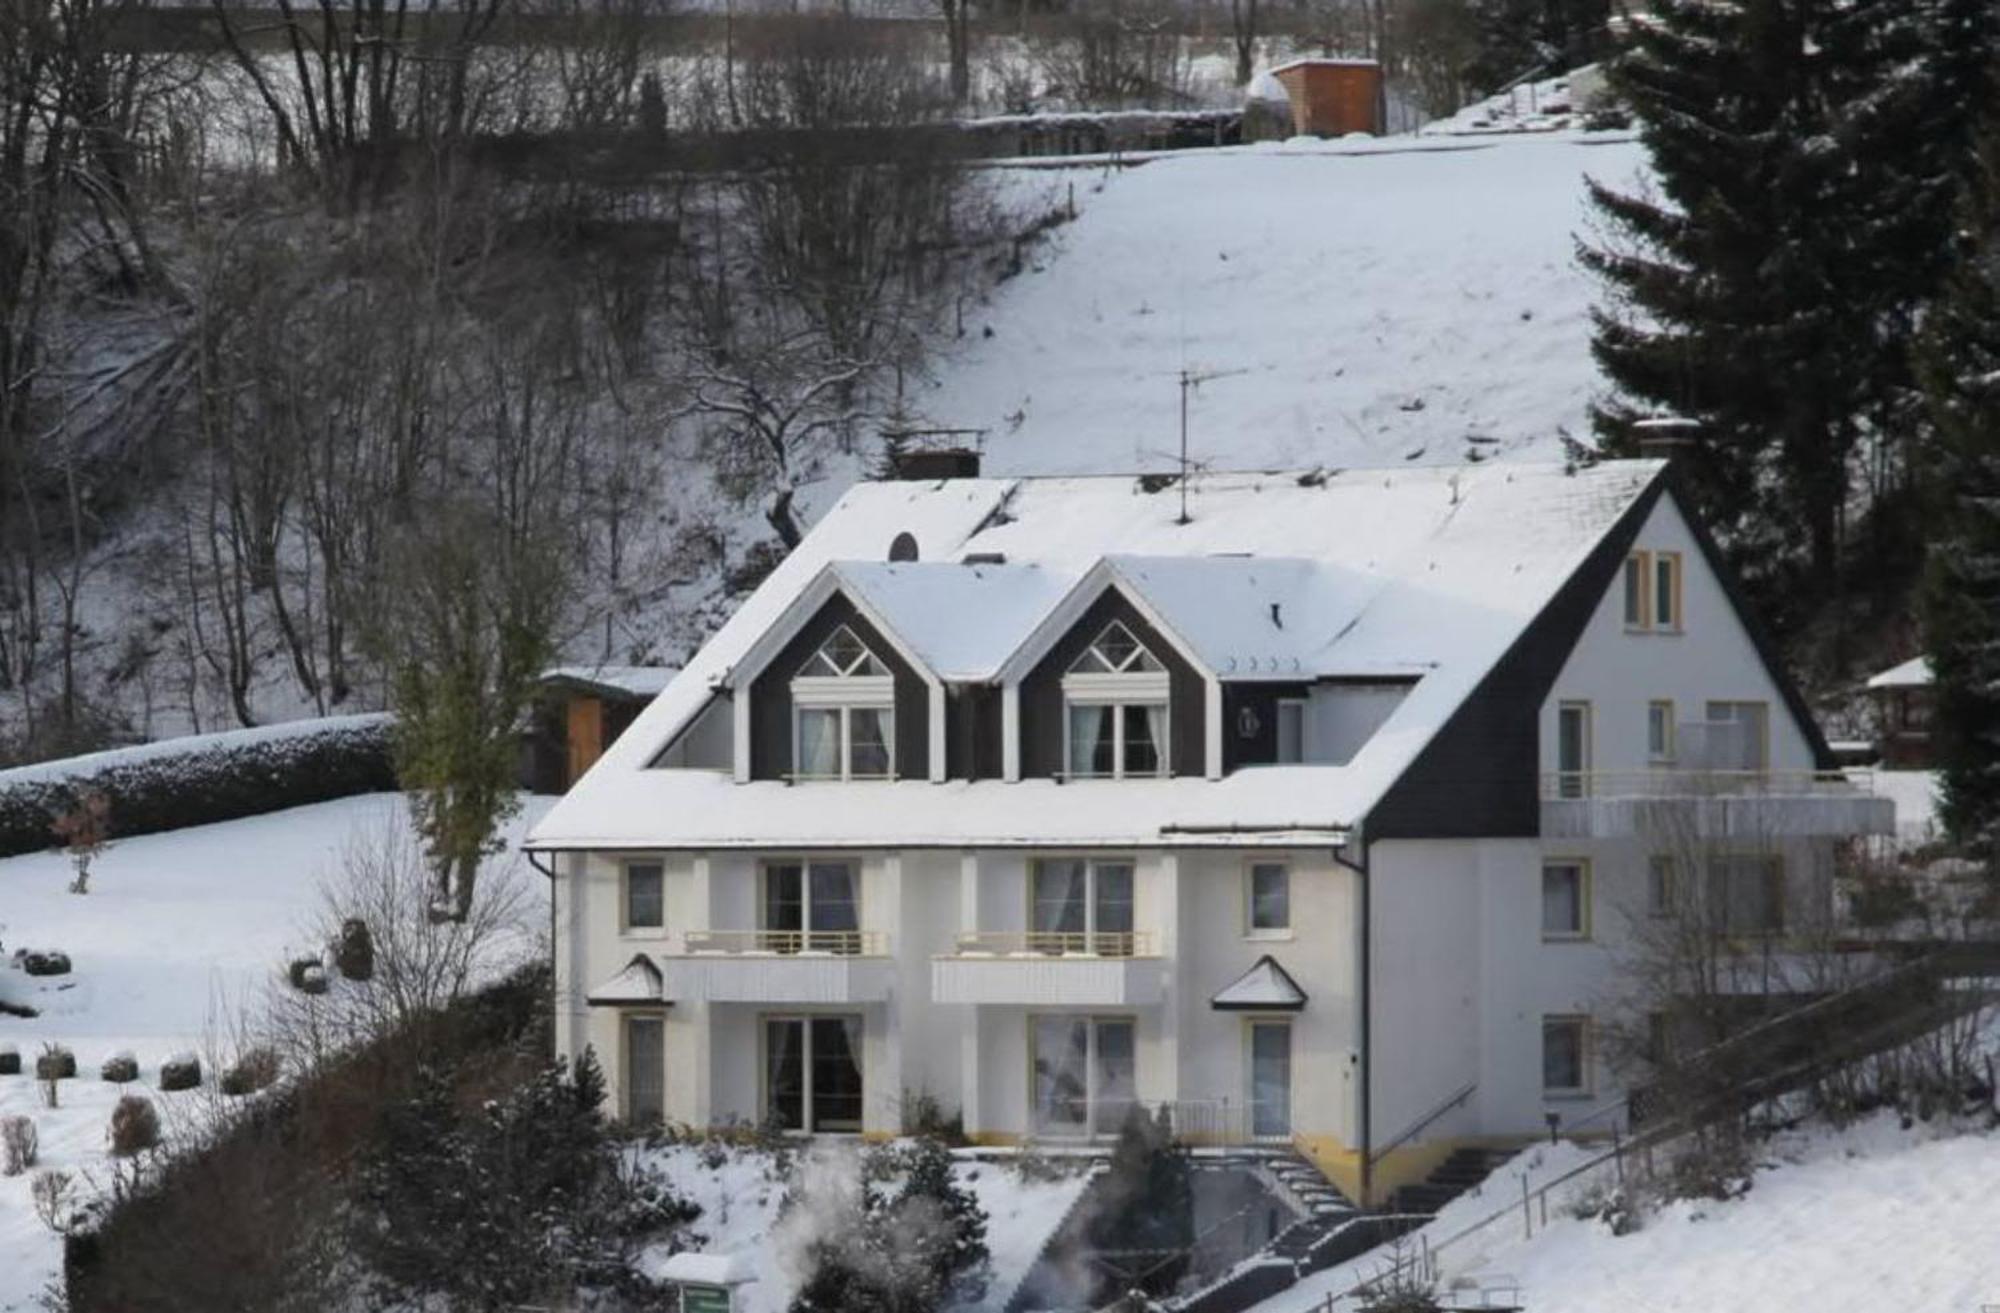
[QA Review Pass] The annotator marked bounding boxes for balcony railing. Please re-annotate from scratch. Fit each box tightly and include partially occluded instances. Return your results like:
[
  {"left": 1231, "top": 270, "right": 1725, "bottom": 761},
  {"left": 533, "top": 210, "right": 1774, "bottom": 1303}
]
[
  {"left": 680, "top": 930, "right": 888, "bottom": 957},
  {"left": 1541, "top": 769, "right": 1871, "bottom": 801},
  {"left": 948, "top": 931, "right": 1156, "bottom": 958}
]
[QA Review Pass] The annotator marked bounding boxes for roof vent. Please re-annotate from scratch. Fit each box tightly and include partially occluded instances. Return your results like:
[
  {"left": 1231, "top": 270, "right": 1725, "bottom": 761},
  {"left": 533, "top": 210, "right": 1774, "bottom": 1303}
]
[
  {"left": 888, "top": 532, "right": 919, "bottom": 563},
  {"left": 963, "top": 552, "right": 1007, "bottom": 566}
]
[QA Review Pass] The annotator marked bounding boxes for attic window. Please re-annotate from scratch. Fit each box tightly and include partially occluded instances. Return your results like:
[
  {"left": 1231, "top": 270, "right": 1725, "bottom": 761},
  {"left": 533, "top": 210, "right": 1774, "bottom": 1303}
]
[
  {"left": 798, "top": 626, "right": 889, "bottom": 679},
  {"left": 791, "top": 626, "right": 894, "bottom": 780},
  {"left": 1062, "top": 622, "right": 1170, "bottom": 779},
  {"left": 1070, "top": 622, "right": 1165, "bottom": 676}
]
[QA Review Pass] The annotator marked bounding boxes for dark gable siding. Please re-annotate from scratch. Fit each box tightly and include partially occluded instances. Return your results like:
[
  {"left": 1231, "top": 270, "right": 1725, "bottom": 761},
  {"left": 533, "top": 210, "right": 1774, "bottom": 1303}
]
[
  {"left": 946, "top": 684, "right": 1005, "bottom": 781},
  {"left": 1363, "top": 469, "right": 1834, "bottom": 842},
  {"left": 1021, "top": 588, "right": 1206, "bottom": 778},
  {"left": 749, "top": 592, "right": 929, "bottom": 781},
  {"left": 1222, "top": 682, "right": 1312, "bottom": 771}
]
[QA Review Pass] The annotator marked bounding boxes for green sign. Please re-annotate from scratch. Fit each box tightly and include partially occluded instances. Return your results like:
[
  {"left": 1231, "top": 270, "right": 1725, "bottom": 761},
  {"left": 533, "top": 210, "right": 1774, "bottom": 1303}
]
[{"left": 680, "top": 1284, "right": 732, "bottom": 1313}]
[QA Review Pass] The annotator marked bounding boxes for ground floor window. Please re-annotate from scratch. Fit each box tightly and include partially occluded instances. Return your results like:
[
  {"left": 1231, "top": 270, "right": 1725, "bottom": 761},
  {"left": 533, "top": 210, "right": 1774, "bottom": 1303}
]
[
  {"left": 1031, "top": 1015, "right": 1136, "bottom": 1136},
  {"left": 1542, "top": 1015, "right": 1590, "bottom": 1096},
  {"left": 624, "top": 1014, "right": 665, "bottom": 1125},
  {"left": 765, "top": 1014, "right": 864, "bottom": 1132},
  {"left": 1247, "top": 1019, "right": 1292, "bottom": 1138}
]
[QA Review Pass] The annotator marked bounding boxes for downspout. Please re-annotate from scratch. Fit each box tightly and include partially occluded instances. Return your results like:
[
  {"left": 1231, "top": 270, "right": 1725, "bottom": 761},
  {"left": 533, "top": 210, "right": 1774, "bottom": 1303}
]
[
  {"left": 1332, "top": 837, "right": 1371, "bottom": 1209},
  {"left": 527, "top": 848, "right": 561, "bottom": 1048}
]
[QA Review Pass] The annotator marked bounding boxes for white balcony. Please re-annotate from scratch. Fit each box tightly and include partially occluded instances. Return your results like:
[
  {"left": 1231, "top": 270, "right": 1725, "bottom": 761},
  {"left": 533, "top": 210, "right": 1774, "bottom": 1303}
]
[
  {"left": 1541, "top": 770, "right": 1896, "bottom": 840},
  {"left": 930, "top": 932, "right": 1166, "bottom": 1006},
  {"left": 663, "top": 931, "right": 894, "bottom": 1004}
]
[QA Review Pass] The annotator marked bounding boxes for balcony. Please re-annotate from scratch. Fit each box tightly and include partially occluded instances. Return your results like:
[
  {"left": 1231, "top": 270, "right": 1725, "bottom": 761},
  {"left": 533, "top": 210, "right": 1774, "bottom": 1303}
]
[
  {"left": 1541, "top": 770, "right": 1895, "bottom": 840},
  {"left": 662, "top": 930, "right": 894, "bottom": 1004},
  {"left": 930, "top": 932, "right": 1166, "bottom": 1006}
]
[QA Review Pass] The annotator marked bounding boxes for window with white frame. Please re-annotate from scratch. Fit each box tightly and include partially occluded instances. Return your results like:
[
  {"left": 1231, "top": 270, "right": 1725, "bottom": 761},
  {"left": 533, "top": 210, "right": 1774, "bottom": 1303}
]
[
  {"left": 624, "top": 1014, "right": 665, "bottom": 1124},
  {"left": 624, "top": 860, "right": 665, "bottom": 931},
  {"left": 1032, "top": 858, "right": 1136, "bottom": 955},
  {"left": 1623, "top": 552, "right": 1650, "bottom": 628},
  {"left": 1063, "top": 622, "right": 1169, "bottom": 779},
  {"left": 762, "top": 860, "right": 862, "bottom": 954},
  {"left": 1542, "top": 1015, "right": 1590, "bottom": 1095},
  {"left": 1247, "top": 861, "right": 1291, "bottom": 936},
  {"left": 1625, "top": 551, "right": 1684, "bottom": 631},
  {"left": 1541, "top": 859, "right": 1589, "bottom": 940},
  {"left": 1647, "top": 700, "right": 1676, "bottom": 763},
  {"left": 1031, "top": 1015, "right": 1136, "bottom": 1136},
  {"left": 791, "top": 626, "right": 894, "bottom": 780}
]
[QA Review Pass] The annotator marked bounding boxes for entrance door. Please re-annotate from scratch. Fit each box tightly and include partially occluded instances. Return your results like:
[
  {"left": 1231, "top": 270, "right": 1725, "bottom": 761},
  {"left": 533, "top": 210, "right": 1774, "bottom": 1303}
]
[
  {"left": 624, "top": 1014, "right": 665, "bottom": 1125},
  {"left": 1031, "top": 1016, "right": 1137, "bottom": 1135},
  {"left": 765, "top": 1015, "right": 864, "bottom": 1132},
  {"left": 1248, "top": 1020, "right": 1292, "bottom": 1139}
]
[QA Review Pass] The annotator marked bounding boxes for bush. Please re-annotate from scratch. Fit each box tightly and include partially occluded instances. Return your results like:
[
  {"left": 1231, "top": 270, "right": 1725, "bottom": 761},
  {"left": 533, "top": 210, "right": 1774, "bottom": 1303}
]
[
  {"left": 36, "top": 1044, "right": 76, "bottom": 1081},
  {"left": 100, "top": 1051, "right": 139, "bottom": 1083},
  {"left": 109, "top": 1096, "right": 161, "bottom": 1157},
  {"left": 14, "top": 948, "right": 72, "bottom": 977},
  {"left": 1, "top": 1115, "right": 35, "bottom": 1175},
  {"left": 286, "top": 957, "right": 328, "bottom": 995},
  {"left": 334, "top": 918, "right": 374, "bottom": 982},
  {"left": 0, "top": 1041, "right": 19, "bottom": 1076},
  {"left": 220, "top": 1048, "right": 279, "bottom": 1096},
  {"left": 158, "top": 1052, "right": 201, "bottom": 1092}
]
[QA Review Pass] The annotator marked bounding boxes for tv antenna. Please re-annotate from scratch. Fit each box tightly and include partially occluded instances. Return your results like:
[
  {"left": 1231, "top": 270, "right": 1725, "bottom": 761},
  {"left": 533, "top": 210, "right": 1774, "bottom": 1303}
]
[{"left": 1163, "top": 365, "right": 1249, "bottom": 525}]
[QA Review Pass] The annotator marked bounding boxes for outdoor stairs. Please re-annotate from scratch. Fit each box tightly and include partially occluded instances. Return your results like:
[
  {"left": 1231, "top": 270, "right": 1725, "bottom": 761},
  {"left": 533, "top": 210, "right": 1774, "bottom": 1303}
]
[{"left": 1384, "top": 1147, "right": 1518, "bottom": 1219}]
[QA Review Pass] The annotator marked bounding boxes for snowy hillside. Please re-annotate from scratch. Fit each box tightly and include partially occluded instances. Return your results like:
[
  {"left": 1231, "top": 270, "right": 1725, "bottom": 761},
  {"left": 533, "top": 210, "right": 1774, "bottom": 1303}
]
[
  {"left": 923, "top": 131, "right": 1644, "bottom": 476},
  {"left": 0, "top": 795, "right": 553, "bottom": 1311}
]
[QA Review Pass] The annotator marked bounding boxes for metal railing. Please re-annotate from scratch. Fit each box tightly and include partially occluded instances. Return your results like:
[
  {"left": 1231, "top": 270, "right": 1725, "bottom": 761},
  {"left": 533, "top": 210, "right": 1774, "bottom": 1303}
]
[
  {"left": 1541, "top": 769, "right": 1871, "bottom": 801},
  {"left": 1369, "top": 1081, "right": 1477, "bottom": 1171},
  {"left": 948, "top": 931, "right": 1156, "bottom": 958},
  {"left": 678, "top": 930, "right": 887, "bottom": 957}
]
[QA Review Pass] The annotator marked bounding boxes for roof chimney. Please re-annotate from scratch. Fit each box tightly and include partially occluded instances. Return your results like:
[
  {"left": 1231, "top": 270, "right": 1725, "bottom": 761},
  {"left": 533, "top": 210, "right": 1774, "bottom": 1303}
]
[
  {"left": 887, "top": 447, "right": 982, "bottom": 481},
  {"left": 1632, "top": 416, "right": 1700, "bottom": 464}
]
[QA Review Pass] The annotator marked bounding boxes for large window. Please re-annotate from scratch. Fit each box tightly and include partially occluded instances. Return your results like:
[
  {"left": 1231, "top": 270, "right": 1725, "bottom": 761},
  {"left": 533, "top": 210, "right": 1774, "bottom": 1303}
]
[
  {"left": 1248, "top": 1020, "right": 1293, "bottom": 1138},
  {"left": 1541, "top": 859, "right": 1589, "bottom": 940},
  {"left": 1031, "top": 1016, "right": 1136, "bottom": 1136},
  {"left": 1063, "top": 622, "right": 1169, "bottom": 779},
  {"left": 623, "top": 860, "right": 664, "bottom": 932},
  {"left": 1247, "top": 862, "right": 1291, "bottom": 936},
  {"left": 1032, "top": 858, "right": 1135, "bottom": 955},
  {"left": 763, "top": 861, "right": 861, "bottom": 954},
  {"left": 1542, "top": 1015, "right": 1590, "bottom": 1096},
  {"left": 791, "top": 626, "right": 894, "bottom": 780},
  {"left": 624, "top": 1014, "right": 665, "bottom": 1125},
  {"left": 765, "top": 1015, "right": 864, "bottom": 1132}
]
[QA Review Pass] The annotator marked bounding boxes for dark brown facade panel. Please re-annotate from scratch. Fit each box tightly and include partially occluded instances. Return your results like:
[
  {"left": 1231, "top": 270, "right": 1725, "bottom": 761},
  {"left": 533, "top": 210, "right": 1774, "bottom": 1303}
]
[
  {"left": 1020, "top": 588, "right": 1205, "bottom": 778},
  {"left": 748, "top": 593, "right": 929, "bottom": 781}
]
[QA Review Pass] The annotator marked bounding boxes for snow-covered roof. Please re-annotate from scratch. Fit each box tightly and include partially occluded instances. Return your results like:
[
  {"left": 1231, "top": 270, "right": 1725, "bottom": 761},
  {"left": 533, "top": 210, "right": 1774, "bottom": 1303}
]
[
  {"left": 1865, "top": 656, "right": 1931, "bottom": 690},
  {"left": 1211, "top": 955, "right": 1308, "bottom": 1010},
  {"left": 541, "top": 665, "right": 678, "bottom": 699},
  {"left": 832, "top": 560, "right": 1073, "bottom": 681},
  {"left": 654, "top": 1251, "right": 757, "bottom": 1286},
  {"left": 1268, "top": 57, "right": 1382, "bottom": 74},
  {"left": 585, "top": 954, "right": 667, "bottom": 1006},
  {"left": 1246, "top": 70, "right": 1291, "bottom": 104},
  {"left": 529, "top": 461, "right": 1665, "bottom": 851}
]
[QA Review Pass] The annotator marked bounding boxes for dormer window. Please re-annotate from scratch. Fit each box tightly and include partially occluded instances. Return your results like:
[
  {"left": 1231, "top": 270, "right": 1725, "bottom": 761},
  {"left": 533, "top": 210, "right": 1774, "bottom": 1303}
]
[
  {"left": 1063, "top": 622, "right": 1169, "bottom": 779},
  {"left": 791, "top": 626, "right": 894, "bottom": 780}
]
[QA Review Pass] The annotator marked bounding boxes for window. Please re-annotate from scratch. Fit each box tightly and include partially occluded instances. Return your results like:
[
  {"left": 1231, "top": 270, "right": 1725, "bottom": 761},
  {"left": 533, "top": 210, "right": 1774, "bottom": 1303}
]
[
  {"left": 765, "top": 1015, "right": 864, "bottom": 1132},
  {"left": 791, "top": 626, "right": 894, "bottom": 780},
  {"left": 624, "top": 1014, "right": 665, "bottom": 1125},
  {"left": 1647, "top": 700, "right": 1676, "bottom": 763},
  {"left": 1648, "top": 855, "right": 1677, "bottom": 918},
  {"left": 1623, "top": 552, "right": 1651, "bottom": 628},
  {"left": 1542, "top": 1015, "right": 1590, "bottom": 1095},
  {"left": 1248, "top": 862, "right": 1291, "bottom": 936},
  {"left": 1541, "top": 860, "right": 1589, "bottom": 940},
  {"left": 1248, "top": 1020, "right": 1293, "bottom": 1138},
  {"left": 1275, "top": 699, "right": 1306, "bottom": 764},
  {"left": 1703, "top": 701, "right": 1769, "bottom": 772},
  {"left": 1555, "top": 701, "right": 1592, "bottom": 799},
  {"left": 1032, "top": 858, "right": 1135, "bottom": 955},
  {"left": 1031, "top": 1015, "right": 1136, "bottom": 1136},
  {"left": 1063, "top": 622, "right": 1169, "bottom": 779},
  {"left": 1705, "top": 854, "right": 1784, "bottom": 936},
  {"left": 624, "top": 860, "right": 664, "bottom": 931},
  {"left": 763, "top": 861, "right": 861, "bottom": 954},
  {"left": 1653, "top": 552, "right": 1683, "bottom": 629}
]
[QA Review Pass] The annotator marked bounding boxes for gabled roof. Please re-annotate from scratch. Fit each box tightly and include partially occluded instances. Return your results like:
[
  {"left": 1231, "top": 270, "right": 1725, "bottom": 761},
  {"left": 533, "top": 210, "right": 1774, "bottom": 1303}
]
[
  {"left": 830, "top": 560, "right": 1073, "bottom": 682},
  {"left": 541, "top": 665, "right": 678, "bottom": 701},
  {"left": 586, "top": 954, "right": 667, "bottom": 1006},
  {"left": 1866, "top": 656, "right": 1931, "bottom": 690},
  {"left": 1211, "top": 955, "right": 1308, "bottom": 1010}
]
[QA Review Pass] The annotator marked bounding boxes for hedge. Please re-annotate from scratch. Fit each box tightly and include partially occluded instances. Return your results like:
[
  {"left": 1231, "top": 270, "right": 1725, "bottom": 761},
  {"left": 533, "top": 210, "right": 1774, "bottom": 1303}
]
[{"left": 0, "top": 715, "right": 396, "bottom": 858}]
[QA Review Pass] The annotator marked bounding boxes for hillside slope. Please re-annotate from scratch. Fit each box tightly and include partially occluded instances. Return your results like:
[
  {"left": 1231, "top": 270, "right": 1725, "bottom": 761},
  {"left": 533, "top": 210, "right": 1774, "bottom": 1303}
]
[{"left": 925, "top": 132, "right": 1645, "bottom": 476}]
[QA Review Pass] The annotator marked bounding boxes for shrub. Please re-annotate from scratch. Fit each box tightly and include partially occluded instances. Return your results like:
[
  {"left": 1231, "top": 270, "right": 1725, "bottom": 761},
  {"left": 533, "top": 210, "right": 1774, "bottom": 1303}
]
[
  {"left": 13, "top": 948, "right": 72, "bottom": 977},
  {"left": 334, "top": 918, "right": 375, "bottom": 981},
  {"left": 287, "top": 956, "right": 329, "bottom": 995},
  {"left": 36, "top": 1044, "right": 76, "bottom": 1081},
  {"left": 109, "top": 1095, "right": 162, "bottom": 1156},
  {"left": 0, "top": 1041, "right": 19, "bottom": 1075},
  {"left": 1, "top": 1115, "right": 35, "bottom": 1175},
  {"left": 100, "top": 1050, "right": 138, "bottom": 1083},
  {"left": 31, "top": 1169, "right": 76, "bottom": 1233},
  {"left": 158, "top": 1052, "right": 201, "bottom": 1092},
  {"left": 220, "top": 1048, "right": 280, "bottom": 1096}
]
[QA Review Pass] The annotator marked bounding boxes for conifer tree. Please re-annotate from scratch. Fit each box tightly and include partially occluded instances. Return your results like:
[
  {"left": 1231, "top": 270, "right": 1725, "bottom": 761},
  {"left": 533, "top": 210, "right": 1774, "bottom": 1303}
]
[{"left": 1918, "top": 128, "right": 2000, "bottom": 862}]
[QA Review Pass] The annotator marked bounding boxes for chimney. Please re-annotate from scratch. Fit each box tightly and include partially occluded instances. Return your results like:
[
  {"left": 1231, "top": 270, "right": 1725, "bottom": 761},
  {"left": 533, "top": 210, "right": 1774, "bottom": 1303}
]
[
  {"left": 1632, "top": 416, "right": 1700, "bottom": 464},
  {"left": 889, "top": 447, "right": 982, "bottom": 481}
]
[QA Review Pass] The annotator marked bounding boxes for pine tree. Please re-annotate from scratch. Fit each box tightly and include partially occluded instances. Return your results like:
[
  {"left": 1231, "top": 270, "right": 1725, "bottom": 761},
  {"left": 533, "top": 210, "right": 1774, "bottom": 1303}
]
[
  {"left": 897, "top": 1137, "right": 990, "bottom": 1306},
  {"left": 1918, "top": 128, "right": 2000, "bottom": 862}
]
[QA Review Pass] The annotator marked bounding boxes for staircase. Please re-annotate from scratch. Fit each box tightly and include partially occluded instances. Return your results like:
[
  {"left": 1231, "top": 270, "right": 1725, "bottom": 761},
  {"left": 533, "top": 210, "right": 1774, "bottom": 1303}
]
[{"left": 1384, "top": 1147, "right": 1518, "bottom": 1218}]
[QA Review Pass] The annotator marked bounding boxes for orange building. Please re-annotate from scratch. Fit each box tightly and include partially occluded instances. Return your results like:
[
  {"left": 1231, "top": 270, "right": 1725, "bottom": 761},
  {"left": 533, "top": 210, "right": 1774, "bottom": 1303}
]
[{"left": 1269, "top": 58, "right": 1384, "bottom": 137}]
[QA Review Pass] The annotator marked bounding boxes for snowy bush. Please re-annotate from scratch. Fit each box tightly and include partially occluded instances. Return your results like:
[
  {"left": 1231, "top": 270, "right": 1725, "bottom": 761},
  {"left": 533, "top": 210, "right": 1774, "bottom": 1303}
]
[
  {"left": 100, "top": 1050, "right": 139, "bottom": 1083},
  {"left": 220, "top": 1047, "right": 280, "bottom": 1096},
  {"left": 1, "top": 1114, "right": 35, "bottom": 1175},
  {"left": 13, "top": 948, "right": 71, "bottom": 976},
  {"left": 109, "top": 1095, "right": 162, "bottom": 1157},
  {"left": 35, "top": 1043, "right": 75, "bottom": 1081},
  {"left": 333, "top": 918, "right": 375, "bottom": 982},
  {"left": 31, "top": 1169, "right": 77, "bottom": 1233},
  {"left": 286, "top": 955, "right": 329, "bottom": 995},
  {"left": 0, "top": 1040, "right": 19, "bottom": 1075},
  {"left": 0, "top": 713, "right": 395, "bottom": 859},
  {"left": 158, "top": 1052, "right": 201, "bottom": 1092}
]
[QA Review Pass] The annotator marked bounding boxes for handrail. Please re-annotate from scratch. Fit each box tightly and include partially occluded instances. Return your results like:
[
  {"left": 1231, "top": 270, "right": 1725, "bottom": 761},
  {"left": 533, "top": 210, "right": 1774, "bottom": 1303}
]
[
  {"left": 679, "top": 929, "right": 887, "bottom": 956},
  {"left": 949, "top": 931, "right": 1155, "bottom": 958},
  {"left": 1369, "top": 1081, "right": 1476, "bottom": 1167},
  {"left": 1540, "top": 769, "right": 1870, "bottom": 801}
]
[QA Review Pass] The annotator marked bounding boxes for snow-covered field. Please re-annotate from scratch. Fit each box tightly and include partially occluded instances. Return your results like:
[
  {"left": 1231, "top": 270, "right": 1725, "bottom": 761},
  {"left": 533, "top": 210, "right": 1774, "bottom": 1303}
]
[
  {"left": 0, "top": 794, "right": 554, "bottom": 1311},
  {"left": 1254, "top": 1113, "right": 2000, "bottom": 1313},
  {"left": 922, "top": 129, "right": 1641, "bottom": 478}
]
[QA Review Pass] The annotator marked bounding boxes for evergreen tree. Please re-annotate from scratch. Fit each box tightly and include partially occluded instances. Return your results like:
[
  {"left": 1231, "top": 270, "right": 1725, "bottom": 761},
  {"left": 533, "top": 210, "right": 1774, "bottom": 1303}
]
[
  {"left": 1918, "top": 128, "right": 2000, "bottom": 862},
  {"left": 897, "top": 1137, "right": 991, "bottom": 1307}
]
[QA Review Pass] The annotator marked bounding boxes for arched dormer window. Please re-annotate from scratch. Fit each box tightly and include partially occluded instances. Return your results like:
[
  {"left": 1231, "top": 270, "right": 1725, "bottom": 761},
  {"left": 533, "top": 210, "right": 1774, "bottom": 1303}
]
[
  {"left": 1062, "top": 621, "right": 1169, "bottom": 779},
  {"left": 791, "top": 626, "right": 894, "bottom": 780}
]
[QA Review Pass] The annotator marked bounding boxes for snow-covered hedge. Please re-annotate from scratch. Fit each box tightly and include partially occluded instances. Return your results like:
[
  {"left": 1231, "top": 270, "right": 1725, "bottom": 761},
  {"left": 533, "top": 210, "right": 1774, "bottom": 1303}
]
[{"left": 0, "top": 714, "right": 396, "bottom": 858}]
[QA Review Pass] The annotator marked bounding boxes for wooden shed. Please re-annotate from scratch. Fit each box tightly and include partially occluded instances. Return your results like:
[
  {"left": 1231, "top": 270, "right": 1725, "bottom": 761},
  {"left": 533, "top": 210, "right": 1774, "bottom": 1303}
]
[
  {"left": 523, "top": 665, "right": 676, "bottom": 794},
  {"left": 1268, "top": 58, "right": 1384, "bottom": 138}
]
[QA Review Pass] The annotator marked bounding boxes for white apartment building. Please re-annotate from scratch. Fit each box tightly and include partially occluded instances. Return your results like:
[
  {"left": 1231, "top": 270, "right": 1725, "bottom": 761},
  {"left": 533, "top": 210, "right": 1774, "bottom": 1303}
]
[{"left": 526, "top": 459, "right": 1892, "bottom": 1202}]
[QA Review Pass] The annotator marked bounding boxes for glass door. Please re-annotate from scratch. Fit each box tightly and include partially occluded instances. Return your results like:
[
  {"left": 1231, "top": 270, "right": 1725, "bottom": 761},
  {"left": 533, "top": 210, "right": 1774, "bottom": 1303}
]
[
  {"left": 1031, "top": 1016, "right": 1136, "bottom": 1136},
  {"left": 1248, "top": 1020, "right": 1292, "bottom": 1138},
  {"left": 624, "top": 1015, "right": 665, "bottom": 1125},
  {"left": 765, "top": 1015, "right": 865, "bottom": 1132}
]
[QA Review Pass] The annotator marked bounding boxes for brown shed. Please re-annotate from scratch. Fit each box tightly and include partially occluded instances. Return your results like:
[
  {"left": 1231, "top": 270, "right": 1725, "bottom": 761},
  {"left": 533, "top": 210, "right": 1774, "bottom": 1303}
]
[
  {"left": 1268, "top": 58, "right": 1384, "bottom": 138},
  {"left": 524, "top": 665, "right": 676, "bottom": 793},
  {"left": 1865, "top": 656, "right": 1933, "bottom": 769}
]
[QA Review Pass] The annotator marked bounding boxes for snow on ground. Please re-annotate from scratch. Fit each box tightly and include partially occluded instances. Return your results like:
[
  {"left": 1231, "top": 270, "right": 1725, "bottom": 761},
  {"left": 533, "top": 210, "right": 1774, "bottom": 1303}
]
[
  {"left": 631, "top": 1141, "right": 1091, "bottom": 1313},
  {"left": 923, "top": 129, "right": 1642, "bottom": 478},
  {"left": 0, "top": 793, "right": 554, "bottom": 1312},
  {"left": 1872, "top": 769, "right": 1940, "bottom": 845},
  {"left": 1256, "top": 1114, "right": 2000, "bottom": 1313}
]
